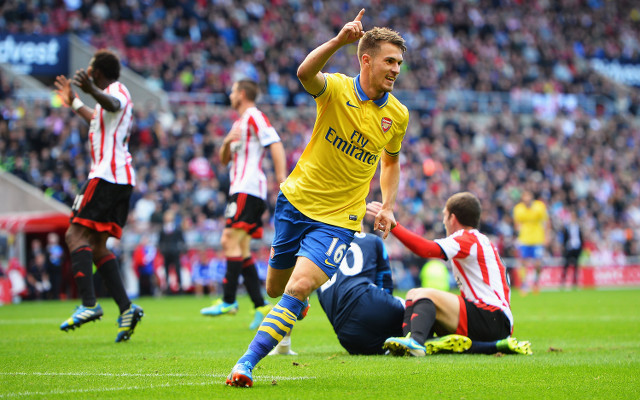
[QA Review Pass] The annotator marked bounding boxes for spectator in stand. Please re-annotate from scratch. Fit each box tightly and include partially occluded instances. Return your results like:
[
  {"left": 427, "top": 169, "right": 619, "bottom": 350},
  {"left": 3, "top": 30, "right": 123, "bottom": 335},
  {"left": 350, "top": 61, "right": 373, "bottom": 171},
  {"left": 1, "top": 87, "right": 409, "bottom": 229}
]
[
  {"left": 132, "top": 234, "right": 161, "bottom": 297},
  {"left": 26, "top": 252, "right": 51, "bottom": 300},
  {"left": 190, "top": 249, "right": 217, "bottom": 297},
  {"left": 158, "top": 208, "right": 186, "bottom": 294},
  {"left": 45, "top": 232, "right": 64, "bottom": 300},
  {"left": 561, "top": 209, "right": 584, "bottom": 289}
]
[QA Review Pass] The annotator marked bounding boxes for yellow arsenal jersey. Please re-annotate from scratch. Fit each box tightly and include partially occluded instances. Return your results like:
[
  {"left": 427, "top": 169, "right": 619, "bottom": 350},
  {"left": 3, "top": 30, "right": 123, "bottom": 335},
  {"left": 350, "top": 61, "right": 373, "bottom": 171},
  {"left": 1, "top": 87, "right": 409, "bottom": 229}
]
[
  {"left": 513, "top": 200, "right": 548, "bottom": 245},
  {"left": 280, "top": 73, "right": 409, "bottom": 231}
]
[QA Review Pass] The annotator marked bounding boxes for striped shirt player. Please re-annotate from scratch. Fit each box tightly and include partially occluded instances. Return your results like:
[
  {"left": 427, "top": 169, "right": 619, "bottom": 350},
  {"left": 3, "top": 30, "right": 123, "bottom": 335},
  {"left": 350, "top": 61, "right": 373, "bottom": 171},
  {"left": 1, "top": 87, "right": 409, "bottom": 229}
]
[
  {"left": 375, "top": 192, "right": 513, "bottom": 357},
  {"left": 201, "top": 80, "right": 287, "bottom": 328},
  {"left": 228, "top": 106, "right": 281, "bottom": 201},
  {"left": 54, "top": 49, "right": 142, "bottom": 342},
  {"left": 434, "top": 229, "right": 513, "bottom": 331},
  {"left": 71, "top": 81, "right": 135, "bottom": 239},
  {"left": 86, "top": 82, "right": 135, "bottom": 186}
]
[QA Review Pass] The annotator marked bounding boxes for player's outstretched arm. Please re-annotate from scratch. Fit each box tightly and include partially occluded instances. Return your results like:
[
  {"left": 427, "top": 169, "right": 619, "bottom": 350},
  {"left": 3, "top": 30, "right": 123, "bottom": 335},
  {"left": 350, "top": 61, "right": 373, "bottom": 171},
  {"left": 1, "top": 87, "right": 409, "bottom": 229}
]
[
  {"left": 366, "top": 201, "right": 445, "bottom": 259},
  {"left": 297, "top": 8, "right": 366, "bottom": 95}
]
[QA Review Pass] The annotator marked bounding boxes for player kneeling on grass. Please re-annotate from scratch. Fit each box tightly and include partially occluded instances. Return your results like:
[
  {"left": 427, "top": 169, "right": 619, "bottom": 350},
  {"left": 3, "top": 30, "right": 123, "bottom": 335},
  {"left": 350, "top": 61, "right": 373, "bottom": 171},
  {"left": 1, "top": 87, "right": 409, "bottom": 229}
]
[
  {"left": 316, "top": 231, "right": 404, "bottom": 355},
  {"left": 367, "top": 193, "right": 532, "bottom": 357}
]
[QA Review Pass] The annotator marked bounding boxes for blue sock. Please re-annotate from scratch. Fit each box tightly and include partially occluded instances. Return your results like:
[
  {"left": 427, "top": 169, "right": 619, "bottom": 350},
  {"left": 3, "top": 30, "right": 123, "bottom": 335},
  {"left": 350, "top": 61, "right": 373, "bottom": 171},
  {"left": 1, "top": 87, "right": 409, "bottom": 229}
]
[
  {"left": 469, "top": 340, "right": 499, "bottom": 354},
  {"left": 236, "top": 294, "right": 304, "bottom": 368}
]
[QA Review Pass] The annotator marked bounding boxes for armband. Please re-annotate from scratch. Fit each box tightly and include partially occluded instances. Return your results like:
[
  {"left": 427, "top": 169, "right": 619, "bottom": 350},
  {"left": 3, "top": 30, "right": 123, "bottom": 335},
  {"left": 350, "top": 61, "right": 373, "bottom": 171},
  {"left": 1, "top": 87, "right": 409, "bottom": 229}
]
[{"left": 71, "top": 97, "right": 85, "bottom": 112}]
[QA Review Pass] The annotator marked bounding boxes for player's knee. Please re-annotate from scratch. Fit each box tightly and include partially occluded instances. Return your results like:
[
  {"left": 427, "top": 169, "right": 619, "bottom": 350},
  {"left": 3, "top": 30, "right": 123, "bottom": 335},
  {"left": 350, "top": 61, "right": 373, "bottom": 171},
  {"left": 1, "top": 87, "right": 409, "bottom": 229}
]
[
  {"left": 65, "top": 228, "right": 84, "bottom": 251},
  {"left": 408, "top": 287, "right": 437, "bottom": 301},
  {"left": 220, "top": 230, "right": 242, "bottom": 255},
  {"left": 220, "top": 232, "right": 232, "bottom": 250},
  {"left": 64, "top": 229, "right": 75, "bottom": 247},
  {"left": 266, "top": 282, "right": 285, "bottom": 298},
  {"left": 285, "top": 278, "right": 314, "bottom": 299}
]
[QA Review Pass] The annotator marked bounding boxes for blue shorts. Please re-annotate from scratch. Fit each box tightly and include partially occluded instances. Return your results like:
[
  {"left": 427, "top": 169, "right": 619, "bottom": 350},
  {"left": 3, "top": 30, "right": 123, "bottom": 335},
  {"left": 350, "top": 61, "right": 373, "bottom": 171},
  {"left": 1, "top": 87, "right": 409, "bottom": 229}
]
[
  {"left": 269, "top": 192, "right": 355, "bottom": 277},
  {"left": 518, "top": 245, "right": 544, "bottom": 259}
]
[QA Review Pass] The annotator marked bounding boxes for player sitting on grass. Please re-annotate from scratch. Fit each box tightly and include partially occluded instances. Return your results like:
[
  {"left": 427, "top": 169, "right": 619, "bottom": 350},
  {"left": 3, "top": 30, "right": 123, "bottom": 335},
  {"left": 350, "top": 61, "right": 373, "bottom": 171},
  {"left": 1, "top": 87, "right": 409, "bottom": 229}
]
[{"left": 368, "top": 193, "right": 531, "bottom": 357}]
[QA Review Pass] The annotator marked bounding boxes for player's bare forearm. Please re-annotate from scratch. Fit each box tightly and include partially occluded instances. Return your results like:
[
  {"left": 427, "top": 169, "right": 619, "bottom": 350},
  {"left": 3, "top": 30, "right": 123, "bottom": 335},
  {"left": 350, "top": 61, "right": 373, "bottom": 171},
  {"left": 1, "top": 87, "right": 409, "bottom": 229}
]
[
  {"left": 89, "top": 88, "right": 120, "bottom": 112},
  {"left": 269, "top": 141, "right": 287, "bottom": 184},
  {"left": 297, "top": 39, "right": 341, "bottom": 94},
  {"left": 219, "top": 140, "right": 232, "bottom": 165},
  {"left": 219, "top": 125, "right": 241, "bottom": 165},
  {"left": 379, "top": 154, "right": 400, "bottom": 219},
  {"left": 75, "top": 106, "right": 93, "bottom": 124}
]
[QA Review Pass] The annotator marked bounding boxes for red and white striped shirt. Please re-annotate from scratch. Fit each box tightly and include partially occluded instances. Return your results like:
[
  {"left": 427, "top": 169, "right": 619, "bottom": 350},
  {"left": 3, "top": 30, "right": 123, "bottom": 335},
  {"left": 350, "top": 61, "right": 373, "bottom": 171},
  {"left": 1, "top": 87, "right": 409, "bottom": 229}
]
[
  {"left": 228, "top": 107, "right": 281, "bottom": 200},
  {"left": 435, "top": 229, "right": 513, "bottom": 327},
  {"left": 87, "top": 81, "right": 135, "bottom": 186}
]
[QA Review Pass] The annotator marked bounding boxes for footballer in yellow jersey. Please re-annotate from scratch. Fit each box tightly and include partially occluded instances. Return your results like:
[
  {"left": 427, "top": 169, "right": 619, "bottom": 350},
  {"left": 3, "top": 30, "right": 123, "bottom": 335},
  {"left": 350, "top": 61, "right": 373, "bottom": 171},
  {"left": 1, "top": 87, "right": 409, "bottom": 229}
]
[
  {"left": 280, "top": 72, "right": 409, "bottom": 231},
  {"left": 512, "top": 190, "right": 550, "bottom": 292},
  {"left": 227, "top": 10, "right": 408, "bottom": 388}
]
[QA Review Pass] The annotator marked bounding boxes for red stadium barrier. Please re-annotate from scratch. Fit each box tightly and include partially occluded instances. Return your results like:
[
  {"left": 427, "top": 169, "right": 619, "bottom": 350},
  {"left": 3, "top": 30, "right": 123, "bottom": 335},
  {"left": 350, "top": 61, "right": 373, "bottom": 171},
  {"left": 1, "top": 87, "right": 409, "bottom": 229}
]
[
  {"left": 0, "top": 278, "right": 11, "bottom": 305},
  {"left": 533, "top": 265, "right": 640, "bottom": 288}
]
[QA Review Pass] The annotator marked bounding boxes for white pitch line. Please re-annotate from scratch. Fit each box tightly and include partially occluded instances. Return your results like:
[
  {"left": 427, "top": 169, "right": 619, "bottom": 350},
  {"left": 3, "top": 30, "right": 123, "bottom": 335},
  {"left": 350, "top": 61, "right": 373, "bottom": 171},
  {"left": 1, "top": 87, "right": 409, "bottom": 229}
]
[
  {"left": 0, "top": 381, "right": 212, "bottom": 398},
  {"left": 0, "top": 372, "right": 316, "bottom": 397},
  {"left": 0, "top": 319, "right": 62, "bottom": 325}
]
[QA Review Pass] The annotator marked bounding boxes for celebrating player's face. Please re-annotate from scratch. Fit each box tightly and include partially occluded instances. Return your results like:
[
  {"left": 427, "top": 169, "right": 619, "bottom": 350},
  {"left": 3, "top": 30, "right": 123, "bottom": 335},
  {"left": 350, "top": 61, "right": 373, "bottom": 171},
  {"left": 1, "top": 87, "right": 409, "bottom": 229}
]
[{"left": 369, "top": 42, "right": 403, "bottom": 94}]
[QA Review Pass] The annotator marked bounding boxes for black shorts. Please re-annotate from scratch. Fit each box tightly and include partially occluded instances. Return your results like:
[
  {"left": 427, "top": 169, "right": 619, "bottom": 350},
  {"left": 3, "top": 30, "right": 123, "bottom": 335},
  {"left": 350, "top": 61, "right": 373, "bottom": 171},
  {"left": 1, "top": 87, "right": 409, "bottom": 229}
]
[
  {"left": 70, "top": 178, "right": 133, "bottom": 239},
  {"left": 336, "top": 287, "right": 404, "bottom": 355},
  {"left": 456, "top": 296, "right": 512, "bottom": 341},
  {"left": 224, "top": 193, "right": 266, "bottom": 239}
]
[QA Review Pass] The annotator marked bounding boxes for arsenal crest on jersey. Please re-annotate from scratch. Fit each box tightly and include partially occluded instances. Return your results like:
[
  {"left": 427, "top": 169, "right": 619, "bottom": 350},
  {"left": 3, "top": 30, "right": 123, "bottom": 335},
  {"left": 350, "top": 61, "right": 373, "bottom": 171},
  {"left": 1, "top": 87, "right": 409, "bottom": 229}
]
[{"left": 381, "top": 117, "right": 392, "bottom": 133}]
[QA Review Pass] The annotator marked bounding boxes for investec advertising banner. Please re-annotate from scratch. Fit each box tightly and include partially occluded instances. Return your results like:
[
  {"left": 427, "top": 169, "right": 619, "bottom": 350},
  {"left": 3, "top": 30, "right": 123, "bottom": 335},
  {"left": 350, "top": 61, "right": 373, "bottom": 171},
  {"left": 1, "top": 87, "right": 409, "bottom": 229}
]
[{"left": 0, "top": 34, "right": 69, "bottom": 76}]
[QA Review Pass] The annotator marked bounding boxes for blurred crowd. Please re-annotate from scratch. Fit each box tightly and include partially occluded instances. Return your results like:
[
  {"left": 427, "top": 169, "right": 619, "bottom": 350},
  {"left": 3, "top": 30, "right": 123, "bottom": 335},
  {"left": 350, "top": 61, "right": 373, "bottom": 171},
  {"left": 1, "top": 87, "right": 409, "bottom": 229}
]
[
  {"left": 2, "top": 0, "right": 640, "bottom": 297},
  {"left": 2, "top": 0, "right": 640, "bottom": 108}
]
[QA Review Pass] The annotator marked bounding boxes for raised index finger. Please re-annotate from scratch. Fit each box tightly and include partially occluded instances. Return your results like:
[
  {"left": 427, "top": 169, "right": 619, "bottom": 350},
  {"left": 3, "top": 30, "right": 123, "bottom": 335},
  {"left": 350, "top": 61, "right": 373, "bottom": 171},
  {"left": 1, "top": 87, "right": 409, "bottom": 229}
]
[{"left": 354, "top": 8, "right": 365, "bottom": 22}]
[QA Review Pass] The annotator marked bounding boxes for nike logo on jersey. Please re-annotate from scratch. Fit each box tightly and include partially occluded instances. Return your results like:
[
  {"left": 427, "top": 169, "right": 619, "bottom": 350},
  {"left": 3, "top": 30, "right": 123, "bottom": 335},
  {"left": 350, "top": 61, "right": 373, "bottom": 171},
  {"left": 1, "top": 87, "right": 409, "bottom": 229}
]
[
  {"left": 346, "top": 100, "right": 359, "bottom": 109},
  {"left": 324, "top": 258, "right": 337, "bottom": 267}
]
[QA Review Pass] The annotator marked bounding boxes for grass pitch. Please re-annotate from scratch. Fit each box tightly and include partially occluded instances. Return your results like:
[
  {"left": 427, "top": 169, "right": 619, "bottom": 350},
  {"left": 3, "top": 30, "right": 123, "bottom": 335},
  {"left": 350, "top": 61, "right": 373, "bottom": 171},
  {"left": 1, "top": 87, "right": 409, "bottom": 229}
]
[{"left": 1, "top": 288, "right": 638, "bottom": 399}]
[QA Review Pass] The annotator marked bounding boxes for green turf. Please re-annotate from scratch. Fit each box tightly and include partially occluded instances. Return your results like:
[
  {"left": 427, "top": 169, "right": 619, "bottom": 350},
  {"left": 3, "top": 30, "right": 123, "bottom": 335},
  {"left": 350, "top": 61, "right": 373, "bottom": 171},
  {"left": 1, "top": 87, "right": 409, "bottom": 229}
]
[{"left": 1, "top": 289, "right": 638, "bottom": 399}]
